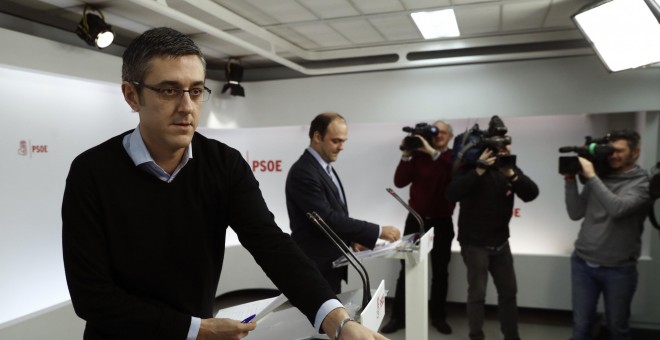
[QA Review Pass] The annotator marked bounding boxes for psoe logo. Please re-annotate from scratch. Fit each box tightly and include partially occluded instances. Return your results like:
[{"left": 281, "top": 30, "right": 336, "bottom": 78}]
[{"left": 17, "top": 140, "right": 48, "bottom": 157}]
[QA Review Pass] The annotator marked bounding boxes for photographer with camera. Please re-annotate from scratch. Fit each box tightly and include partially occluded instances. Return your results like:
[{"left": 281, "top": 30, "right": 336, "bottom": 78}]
[
  {"left": 380, "top": 120, "right": 455, "bottom": 335},
  {"left": 563, "top": 130, "right": 650, "bottom": 340},
  {"left": 446, "top": 116, "right": 538, "bottom": 340}
]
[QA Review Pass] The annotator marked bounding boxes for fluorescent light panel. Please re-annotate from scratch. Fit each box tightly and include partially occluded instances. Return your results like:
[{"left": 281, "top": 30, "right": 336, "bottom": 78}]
[
  {"left": 574, "top": 0, "right": 660, "bottom": 72},
  {"left": 411, "top": 9, "right": 460, "bottom": 39}
]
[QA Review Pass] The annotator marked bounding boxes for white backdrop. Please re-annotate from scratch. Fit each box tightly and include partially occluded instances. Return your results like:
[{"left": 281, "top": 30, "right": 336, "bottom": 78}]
[
  {"left": 199, "top": 113, "right": 650, "bottom": 256},
  {"left": 0, "top": 64, "right": 138, "bottom": 325}
]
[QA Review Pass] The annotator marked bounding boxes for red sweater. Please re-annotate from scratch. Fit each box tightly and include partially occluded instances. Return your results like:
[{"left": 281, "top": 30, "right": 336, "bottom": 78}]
[{"left": 393, "top": 150, "right": 455, "bottom": 218}]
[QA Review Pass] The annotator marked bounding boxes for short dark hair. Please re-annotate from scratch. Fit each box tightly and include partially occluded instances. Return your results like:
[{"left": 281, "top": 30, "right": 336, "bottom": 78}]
[
  {"left": 609, "top": 129, "right": 641, "bottom": 150},
  {"left": 122, "top": 27, "right": 206, "bottom": 83},
  {"left": 308, "top": 112, "right": 345, "bottom": 139}
]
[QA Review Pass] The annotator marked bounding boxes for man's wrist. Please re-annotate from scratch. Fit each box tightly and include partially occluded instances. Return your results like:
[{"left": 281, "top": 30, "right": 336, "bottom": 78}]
[{"left": 334, "top": 317, "right": 356, "bottom": 340}]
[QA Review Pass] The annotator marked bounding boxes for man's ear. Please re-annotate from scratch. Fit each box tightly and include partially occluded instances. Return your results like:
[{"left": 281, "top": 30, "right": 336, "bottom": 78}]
[
  {"left": 312, "top": 131, "right": 322, "bottom": 144},
  {"left": 121, "top": 81, "right": 140, "bottom": 112},
  {"left": 632, "top": 147, "right": 641, "bottom": 161}
]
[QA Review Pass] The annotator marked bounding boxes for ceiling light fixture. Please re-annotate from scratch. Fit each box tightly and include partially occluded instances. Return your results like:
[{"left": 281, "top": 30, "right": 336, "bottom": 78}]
[
  {"left": 573, "top": 0, "right": 660, "bottom": 72},
  {"left": 221, "top": 58, "right": 245, "bottom": 97},
  {"left": 411, "top": 9, "right": 460, "bottom": 39},
  {"left": 75, "top": 5, "right": 114, "bottom": 49}
]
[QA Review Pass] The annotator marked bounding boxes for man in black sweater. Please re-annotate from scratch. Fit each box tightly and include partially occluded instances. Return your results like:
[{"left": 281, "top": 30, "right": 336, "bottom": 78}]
[
  {"left": 62, "top": 27, "right": 385, "bottom": 340},
  {"left": 446, "top": 140, "right": 538, "bottom": 340}
]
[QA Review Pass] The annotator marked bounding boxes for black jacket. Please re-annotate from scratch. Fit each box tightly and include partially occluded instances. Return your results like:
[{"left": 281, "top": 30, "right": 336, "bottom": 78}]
[
  {"left": 285, "top": 150, "right": 379, "bottom": 279},
  {"left": 446, "top": 165, "right": 538, "bottom": 247}
]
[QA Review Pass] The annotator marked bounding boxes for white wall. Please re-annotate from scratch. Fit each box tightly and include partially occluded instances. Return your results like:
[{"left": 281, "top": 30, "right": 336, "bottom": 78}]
[{"left": 1, "top": 26, "right": 660, "bottom": 339}]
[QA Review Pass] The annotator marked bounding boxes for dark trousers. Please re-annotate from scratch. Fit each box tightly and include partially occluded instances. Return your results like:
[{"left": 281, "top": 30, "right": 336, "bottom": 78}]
[
  {"left": 461, "top": 243, "right": 519, "bottom": 340},
  {"left": 391, "top": 214, "right": 454, "bottom": 320}
]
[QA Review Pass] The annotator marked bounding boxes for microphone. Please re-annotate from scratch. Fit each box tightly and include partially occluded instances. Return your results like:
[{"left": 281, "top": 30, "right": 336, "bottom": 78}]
[
  {"left": 306, "top": 212, "right": 372, "bottom": 314},
  {"left": 558, "top": 144, "right": 614, "bottom": 157},
  {"left": 385, "top": 188, "right": 425, "bottom": 241}
]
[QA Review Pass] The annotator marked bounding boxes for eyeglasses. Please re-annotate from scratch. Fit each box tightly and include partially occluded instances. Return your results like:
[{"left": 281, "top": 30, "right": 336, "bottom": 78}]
[{"left": 132, "top": 81, "right": 212, "bottom": 102}]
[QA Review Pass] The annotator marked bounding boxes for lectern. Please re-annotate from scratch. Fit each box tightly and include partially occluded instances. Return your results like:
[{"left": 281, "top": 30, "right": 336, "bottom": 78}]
[{"left": 333, "top": 227, "right": 435, "bottom": 340}]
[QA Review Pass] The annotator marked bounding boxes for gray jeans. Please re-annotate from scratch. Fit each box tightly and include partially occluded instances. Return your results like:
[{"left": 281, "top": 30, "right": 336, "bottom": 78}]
[{"left": 461, "top": 243, "right": 519, "bottom": 340}]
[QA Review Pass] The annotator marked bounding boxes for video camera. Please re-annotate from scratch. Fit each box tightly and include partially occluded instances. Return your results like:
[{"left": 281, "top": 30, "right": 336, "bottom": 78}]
[
  {"left": 558, "top": 135, "right": 614, "bottom": 176},
  {"left": 400, "top": 122, "right": 439, "bottom": 151},
  {"left": 452, "top": 115, "right": 513, "bottom": 167}
]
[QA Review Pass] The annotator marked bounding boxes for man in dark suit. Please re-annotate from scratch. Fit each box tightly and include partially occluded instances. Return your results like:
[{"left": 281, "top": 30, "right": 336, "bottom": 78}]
[{"left": 286, "top": 112, "right": 401, "bottom": 293}]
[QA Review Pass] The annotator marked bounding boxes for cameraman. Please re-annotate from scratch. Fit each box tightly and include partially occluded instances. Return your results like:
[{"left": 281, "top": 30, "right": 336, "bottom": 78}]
[
  {"left": 381, "top": 120, "right": 455, "bottom": 334},
  {"left": 564, "top": 130, "right": 650, "bottom": 340},
  {"left": 446, "top": 141, "right": 538, "bottom": 340}
]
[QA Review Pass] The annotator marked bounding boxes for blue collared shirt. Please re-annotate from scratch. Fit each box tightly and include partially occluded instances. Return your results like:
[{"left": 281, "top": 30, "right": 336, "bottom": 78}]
[{"left": 122, "top": 129, "right": 341, "bottom": 337}]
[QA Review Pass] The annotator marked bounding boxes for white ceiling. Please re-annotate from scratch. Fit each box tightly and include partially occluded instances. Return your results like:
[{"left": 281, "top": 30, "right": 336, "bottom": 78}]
[{"left": 0, "top": 0, "right": 597, "bottom": 80}]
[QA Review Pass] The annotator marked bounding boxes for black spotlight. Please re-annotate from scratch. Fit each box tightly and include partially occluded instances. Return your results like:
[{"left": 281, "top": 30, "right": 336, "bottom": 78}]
[
  {"left": 76, "top": 6, "right": 114, "bottom": 49},
  {"left": 221, "top": 58, "right": 245, "bottom": 97}
]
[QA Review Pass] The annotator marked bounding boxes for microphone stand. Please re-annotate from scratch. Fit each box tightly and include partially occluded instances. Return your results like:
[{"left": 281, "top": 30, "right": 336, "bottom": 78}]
[
  {"left": 385, "top": 188, "right": 425, "bottom": 245},
  {"left": 306, "top": 212, "right": 372, "bottom": 315}
]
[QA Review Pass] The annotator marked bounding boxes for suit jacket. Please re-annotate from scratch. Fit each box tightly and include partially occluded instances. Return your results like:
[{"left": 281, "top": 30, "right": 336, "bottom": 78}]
[{"left": 286, "top": 149, "right": 379, "bottom": 280}]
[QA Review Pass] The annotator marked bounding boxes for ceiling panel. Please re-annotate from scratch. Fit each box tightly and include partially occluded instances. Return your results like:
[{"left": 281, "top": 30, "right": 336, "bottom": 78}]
[
  {"left": 298, "top": 0, "right": 360, "bottom": 19},
  {"left": 502, "top": 0, "right": 550, "bottom": 31},
  {"left": 245, "top": 0, "right": 318, "bottom": 23},
  {"left": 291, "top": 23, "right": 352, "bottom": 48},
  {"left": 455, "top": 5, "right": 501, "bottom": 36},
  {"left": 0, "top": 0, "right": 600, "bottom": 80},
  {"left": 369, "top": 14, "right": 421, "bottom": 42},
  {"left": 544, "top": 0, "right": 592, "bottom": 27},
  {"left": 401, "top": 0, "right": 452, "bottom": 10},
  {"left": 330, "top": 19, "right": 386, "bottom": 45},
  {"left": 351, "top": 0, "right": 405, "bottom": 14}
]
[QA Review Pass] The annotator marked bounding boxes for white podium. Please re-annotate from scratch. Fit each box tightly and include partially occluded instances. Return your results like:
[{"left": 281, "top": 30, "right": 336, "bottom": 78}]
[
  {"left": 385, "top": 227, "right": 434, "bottom": 340},
  {"left": 332, "top": 227, "right": 435, "bottom": 340}
]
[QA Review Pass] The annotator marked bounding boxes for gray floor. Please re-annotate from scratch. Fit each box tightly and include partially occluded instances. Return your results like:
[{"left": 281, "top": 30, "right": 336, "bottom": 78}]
[
  {"left": 214, "top": 290, "right": 575, "bottom": 340},
  {"left": 380, "top": 303, "right": 573, "bottom": 340}
]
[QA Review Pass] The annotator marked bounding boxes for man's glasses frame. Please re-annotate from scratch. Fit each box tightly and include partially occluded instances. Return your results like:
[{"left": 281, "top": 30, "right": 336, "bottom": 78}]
[{"left": 131, "top": 81, "right": 212, "bottom": 102}]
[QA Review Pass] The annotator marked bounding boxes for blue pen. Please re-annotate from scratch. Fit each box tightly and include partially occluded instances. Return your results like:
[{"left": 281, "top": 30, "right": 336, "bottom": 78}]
[{"left": 241, "top": 314, "right": 256, "bottom": 323}]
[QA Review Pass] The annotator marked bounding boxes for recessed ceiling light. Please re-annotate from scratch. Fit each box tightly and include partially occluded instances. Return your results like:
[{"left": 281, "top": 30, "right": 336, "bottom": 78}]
[{"left": 411, "top": 9, "right": 460, "bottom": 40}]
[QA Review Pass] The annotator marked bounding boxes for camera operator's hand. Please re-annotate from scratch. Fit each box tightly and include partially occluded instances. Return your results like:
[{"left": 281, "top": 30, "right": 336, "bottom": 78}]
[
  {"left": 399, "top": 137, "right": 413, "bottom": 158},
  {"left": 578, "top": 157, "right": 596, "bottom": 179},
  {"left": 476, "top": 149, "right": 496, "bottom": 176},
  {"left": 414, "top": 135, "right": 436, "bottom": 156},
  {"left": 497, "top": 145, "right": 515, "bottom": 177}
]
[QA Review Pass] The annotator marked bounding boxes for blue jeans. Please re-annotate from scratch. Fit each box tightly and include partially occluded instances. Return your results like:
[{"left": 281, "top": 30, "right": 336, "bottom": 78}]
[
  {"left": 571, "top": 254, "right": 638, "bottom": 340},
  {"left": 461, "top": 243, "right": 519, "bottom": 340}
]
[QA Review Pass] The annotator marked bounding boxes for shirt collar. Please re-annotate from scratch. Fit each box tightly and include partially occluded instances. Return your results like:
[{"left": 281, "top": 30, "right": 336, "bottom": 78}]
[
  {"left": 123, "top": 125, "right": 193, "bottom": 166},
  {"left": 306, "top": 146, "right": 331, "bottom": 171}
]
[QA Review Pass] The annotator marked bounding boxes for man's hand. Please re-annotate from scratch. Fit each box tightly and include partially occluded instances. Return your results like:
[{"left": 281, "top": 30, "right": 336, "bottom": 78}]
[
  {"left": 413, "top": 135, "right": 436, "bottom": 156},
  {"left": 380, "top": 226, "right": 401, "bottom": 242},
  {"left": 322, "top": 308, "right": 388, "bottom": 340},
  {"left": 399, "top": 137, "right": 413, "bottom": 158},
  {"left": 197, "top": 318, "right": 257, "bottom": 340},
  {"left": 476, "top": 149, "right": 496, "bottom": 176},
  {"left": 352, "top": 243, "right": 369, "bottom": 252},
  {"left": 578, "top": 156, "right": 597, "bottom": 179}
]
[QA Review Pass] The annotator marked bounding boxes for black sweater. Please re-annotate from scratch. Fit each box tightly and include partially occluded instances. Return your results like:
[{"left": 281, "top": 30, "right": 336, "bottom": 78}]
[
  {"left": 446, "top": 166, "right": 539, "bottom": 247},
  {"left": 62, "top": 131, "right": 335, "bottom": 340}
]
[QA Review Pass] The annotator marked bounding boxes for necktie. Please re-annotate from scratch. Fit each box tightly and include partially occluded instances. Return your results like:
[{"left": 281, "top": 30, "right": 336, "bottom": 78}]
[{"left": 327, "top": 164, "right": 345, "bottom": 204}]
